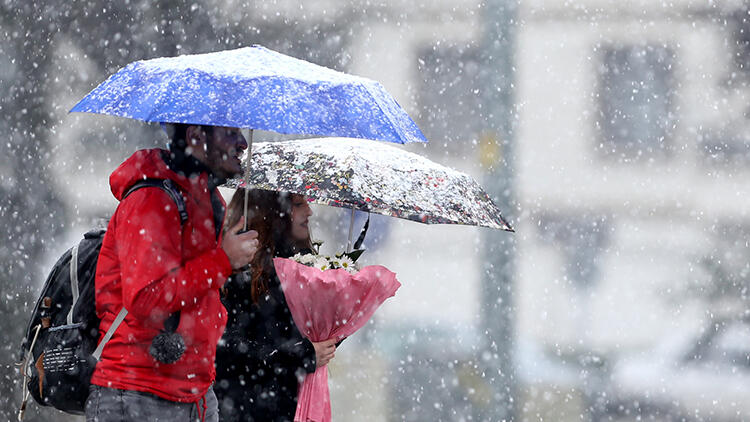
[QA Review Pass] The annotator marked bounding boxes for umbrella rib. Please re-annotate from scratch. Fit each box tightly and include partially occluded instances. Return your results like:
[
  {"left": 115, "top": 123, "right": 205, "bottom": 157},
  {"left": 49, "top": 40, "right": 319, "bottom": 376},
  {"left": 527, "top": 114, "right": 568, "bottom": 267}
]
[{"left": 358, "top": 83, "right": 404, "bottom": 144}]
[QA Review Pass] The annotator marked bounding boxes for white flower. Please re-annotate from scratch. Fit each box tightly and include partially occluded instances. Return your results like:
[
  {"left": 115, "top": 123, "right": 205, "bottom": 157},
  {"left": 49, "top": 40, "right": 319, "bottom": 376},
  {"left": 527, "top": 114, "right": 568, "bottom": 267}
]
[
  {"left": 338, "top": 256, "right": 357, "bottom": 274},
  {"left": 313, "top": 256, "right": 330, "bottom": 271},
  {"left": 299, "top": 253, "right": 317, "bottom": 265},
  {"left": 287, "top": 250, "right": 361, "bottom": 274}
]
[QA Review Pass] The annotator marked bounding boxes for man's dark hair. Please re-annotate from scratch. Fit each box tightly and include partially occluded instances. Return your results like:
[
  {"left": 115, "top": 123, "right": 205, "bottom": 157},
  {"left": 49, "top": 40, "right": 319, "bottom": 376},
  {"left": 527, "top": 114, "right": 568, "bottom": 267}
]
[
  {"left": 169, "top": 124, "right": 213, "bottom": 151},
  {"left": 166, "top": 124, "right": 217, "bottom": 178}
]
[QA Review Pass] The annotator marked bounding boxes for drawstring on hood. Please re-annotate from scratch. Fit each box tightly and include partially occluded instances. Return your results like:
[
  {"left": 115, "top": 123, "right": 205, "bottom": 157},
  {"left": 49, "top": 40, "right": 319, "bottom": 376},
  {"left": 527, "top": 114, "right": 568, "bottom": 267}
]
[{"left": 194, "top": 392, "right": 208, "bottom": 422}]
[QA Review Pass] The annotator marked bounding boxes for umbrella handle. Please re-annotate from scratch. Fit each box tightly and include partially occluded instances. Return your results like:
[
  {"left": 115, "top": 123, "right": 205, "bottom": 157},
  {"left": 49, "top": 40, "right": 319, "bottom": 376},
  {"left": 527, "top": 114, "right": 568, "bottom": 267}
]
[
  {"left": 352, "top": 214, "right": 370, "bottom": 251},
  {"left": 346, "top": 212, "right": 370, "bottom": 253},
  {"left": 346, "top": 208, "right": 355, "bottom": 253},
  {"left": 243, "top": 129, "right": 254, "bottom": 231}
]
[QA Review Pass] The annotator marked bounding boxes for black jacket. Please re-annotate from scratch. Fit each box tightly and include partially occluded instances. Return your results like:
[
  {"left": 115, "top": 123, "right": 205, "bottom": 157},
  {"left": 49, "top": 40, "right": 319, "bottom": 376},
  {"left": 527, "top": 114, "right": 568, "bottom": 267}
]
[{"left": 215, "top": 269, "right": 316, "bottom": 422}]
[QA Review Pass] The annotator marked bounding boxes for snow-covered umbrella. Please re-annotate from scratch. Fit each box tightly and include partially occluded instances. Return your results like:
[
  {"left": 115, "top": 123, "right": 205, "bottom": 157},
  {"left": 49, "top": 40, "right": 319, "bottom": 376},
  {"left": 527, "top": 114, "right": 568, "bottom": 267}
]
[
  {"left": 228, "top": 137, "right": 514, "bottom": 240},
  {"left": 69, "top": 45, "right": 426, "bottom": 145}
]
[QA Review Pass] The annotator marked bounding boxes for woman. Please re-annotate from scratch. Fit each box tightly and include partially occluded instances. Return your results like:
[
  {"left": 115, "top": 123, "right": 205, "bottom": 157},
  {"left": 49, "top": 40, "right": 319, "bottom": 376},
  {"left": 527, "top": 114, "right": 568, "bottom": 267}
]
[{"left": 215, "top": 189, "right": 337, "bottom": 422}]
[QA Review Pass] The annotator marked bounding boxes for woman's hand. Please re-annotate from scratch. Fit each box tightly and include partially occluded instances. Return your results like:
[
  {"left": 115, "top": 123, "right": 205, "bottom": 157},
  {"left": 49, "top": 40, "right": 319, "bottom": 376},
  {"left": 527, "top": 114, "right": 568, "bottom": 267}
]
[{"left": 312, "top": 338, "right": 337, "bottom": 368}]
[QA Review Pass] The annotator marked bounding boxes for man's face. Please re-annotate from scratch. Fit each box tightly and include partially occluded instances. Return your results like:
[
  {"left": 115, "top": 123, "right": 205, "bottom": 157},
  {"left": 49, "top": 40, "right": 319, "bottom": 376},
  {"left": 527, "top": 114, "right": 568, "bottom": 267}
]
[{"left": 203, "top": 126, "right": 247, "bottom": 179}]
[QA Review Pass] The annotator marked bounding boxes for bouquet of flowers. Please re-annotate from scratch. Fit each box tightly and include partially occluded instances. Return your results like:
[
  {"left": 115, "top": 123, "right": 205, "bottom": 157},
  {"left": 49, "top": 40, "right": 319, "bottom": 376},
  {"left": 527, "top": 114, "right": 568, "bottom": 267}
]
[
  {"left": 274, "top": 246, "right": 400, "bottom": 422},
  {"left": 289, "top": 250, "right": 360, "bottom": 274}
]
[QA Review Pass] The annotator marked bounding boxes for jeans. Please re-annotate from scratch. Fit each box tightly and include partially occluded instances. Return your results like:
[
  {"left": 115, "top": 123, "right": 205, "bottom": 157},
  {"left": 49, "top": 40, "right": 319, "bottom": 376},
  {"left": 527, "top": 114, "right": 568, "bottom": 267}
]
[{"left": 85, "top": 384, "right": 218, "bottom": 422}]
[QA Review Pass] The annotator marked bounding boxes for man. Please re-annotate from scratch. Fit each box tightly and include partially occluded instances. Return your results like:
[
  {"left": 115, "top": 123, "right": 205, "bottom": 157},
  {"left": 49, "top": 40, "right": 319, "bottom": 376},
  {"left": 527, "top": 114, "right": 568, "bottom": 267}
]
[{"left": 85, "top": 124, "right": 258, "bottom": 422}]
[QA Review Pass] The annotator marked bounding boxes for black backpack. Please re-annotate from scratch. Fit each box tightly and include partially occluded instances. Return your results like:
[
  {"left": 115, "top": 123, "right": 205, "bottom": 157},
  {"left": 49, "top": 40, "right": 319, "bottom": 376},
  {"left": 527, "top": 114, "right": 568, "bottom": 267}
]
[{"left": 17, "top": 179, "right": 187, "bottom": 419}]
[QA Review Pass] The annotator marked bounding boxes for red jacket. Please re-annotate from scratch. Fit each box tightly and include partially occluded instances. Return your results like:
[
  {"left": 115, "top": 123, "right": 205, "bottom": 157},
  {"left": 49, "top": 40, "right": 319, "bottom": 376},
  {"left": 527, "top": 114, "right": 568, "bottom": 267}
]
[{"left": 92, "top": 149, "right": 231, "bottom": 403}]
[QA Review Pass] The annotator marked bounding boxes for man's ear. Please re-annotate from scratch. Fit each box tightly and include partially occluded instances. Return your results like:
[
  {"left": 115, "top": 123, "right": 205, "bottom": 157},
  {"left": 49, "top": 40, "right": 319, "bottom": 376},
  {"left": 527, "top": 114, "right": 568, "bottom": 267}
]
[{"left": 185, "top": 125, "right": 207, "bottom": 156}]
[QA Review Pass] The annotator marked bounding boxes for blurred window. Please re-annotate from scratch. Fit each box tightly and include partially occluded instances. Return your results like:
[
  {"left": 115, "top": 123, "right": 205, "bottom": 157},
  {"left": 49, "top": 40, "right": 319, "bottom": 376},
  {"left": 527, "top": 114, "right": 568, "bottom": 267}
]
[
  {"left": 731, "top": 6, "right": 750, "bottom": 77},
  {"left": 697, "top": 222, "right": 750, "bottom": 303},
  {"left": 703, "top": 321, "right": 750, "bottom": 369},
  {"left": 693, "top": 7, "right": 750, "bottom": 167},
  {"left": 596, "top": 45, "right": 675, "bottom": 160},
  {"left": 538, "top": 214, "right": 610, "bottom": 289},
  {"left": 697, "top": 128, "right": 750, "bottom": 166},
  {"left": 417, "top": 45, "right": 483, "bottom": 156}
]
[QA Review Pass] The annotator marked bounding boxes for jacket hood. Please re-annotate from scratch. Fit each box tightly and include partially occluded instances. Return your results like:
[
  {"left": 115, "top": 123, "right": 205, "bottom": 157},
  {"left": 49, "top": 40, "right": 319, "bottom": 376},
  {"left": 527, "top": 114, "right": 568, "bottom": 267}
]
[{"left": 110, "top": 149, "right": 195, "bottom": 200}]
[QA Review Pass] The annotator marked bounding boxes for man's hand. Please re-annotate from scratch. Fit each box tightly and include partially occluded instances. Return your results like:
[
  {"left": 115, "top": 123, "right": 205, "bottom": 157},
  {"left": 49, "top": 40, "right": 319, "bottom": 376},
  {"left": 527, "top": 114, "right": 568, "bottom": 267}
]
[
  {"left": 312, "top": 338, "right": 337, "bottom": 368},
  {"left": 222, "top": 217, "right": 259, "bottom": 271}
]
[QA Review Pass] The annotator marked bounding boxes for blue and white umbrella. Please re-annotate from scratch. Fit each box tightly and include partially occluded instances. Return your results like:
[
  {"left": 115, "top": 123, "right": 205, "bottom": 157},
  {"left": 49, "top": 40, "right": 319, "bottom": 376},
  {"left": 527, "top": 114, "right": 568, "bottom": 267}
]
[{"left": 70, "top": 45, "right": 426, "bottom": 144}]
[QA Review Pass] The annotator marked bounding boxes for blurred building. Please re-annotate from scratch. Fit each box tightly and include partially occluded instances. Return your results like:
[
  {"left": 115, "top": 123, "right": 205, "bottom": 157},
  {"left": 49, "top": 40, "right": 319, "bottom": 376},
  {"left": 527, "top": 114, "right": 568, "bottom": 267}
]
[
  {"left": 516, "top": 0, "right": 750, "bottom": 349},
  {"left": 513, "top": 0, "right": 750, "bottom": 420}
]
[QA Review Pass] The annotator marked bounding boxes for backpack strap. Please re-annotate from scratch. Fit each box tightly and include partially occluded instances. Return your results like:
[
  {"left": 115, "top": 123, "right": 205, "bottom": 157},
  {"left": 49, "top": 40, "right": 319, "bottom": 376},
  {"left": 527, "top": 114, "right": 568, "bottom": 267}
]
[
  {"left": 91, "top": 179, "right": 188, "bottom": 360},
  {"left": 92, "top": 308, "right": 128, "bottom": 360},
  {"left": 66, "top": 244, "right": 80, "bottom": 326},
  {"left": 124, "top": 179, "right": 188, "bottom": 226}
]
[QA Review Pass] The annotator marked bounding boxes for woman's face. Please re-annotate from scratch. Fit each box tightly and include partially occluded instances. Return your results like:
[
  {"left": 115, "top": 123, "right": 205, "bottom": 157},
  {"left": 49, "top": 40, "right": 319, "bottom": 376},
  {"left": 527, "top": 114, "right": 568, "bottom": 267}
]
[{"left": 290, "top": 194, "right": 313, "bottom": 242}]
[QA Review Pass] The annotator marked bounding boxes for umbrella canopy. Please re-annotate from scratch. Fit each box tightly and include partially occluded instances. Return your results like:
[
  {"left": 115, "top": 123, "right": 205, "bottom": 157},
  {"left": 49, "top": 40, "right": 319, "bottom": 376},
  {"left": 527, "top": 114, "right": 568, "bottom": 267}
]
[
  {"left": 229, "top": 137, "right": 513, "bottom": 231},
  {"left": 70, "top": 45, "right": 426, "bottom": 144}
]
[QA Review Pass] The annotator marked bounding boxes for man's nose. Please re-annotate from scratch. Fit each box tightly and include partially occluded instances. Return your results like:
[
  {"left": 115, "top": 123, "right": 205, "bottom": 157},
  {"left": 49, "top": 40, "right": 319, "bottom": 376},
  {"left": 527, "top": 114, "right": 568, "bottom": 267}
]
[{"left": 237, "top": 132, "right": 248, "bottom": 150}]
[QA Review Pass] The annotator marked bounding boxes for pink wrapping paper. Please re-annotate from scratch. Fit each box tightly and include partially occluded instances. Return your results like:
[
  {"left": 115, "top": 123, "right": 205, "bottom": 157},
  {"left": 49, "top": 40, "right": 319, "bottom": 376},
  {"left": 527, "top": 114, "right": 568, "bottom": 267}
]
[{"left": 273, "top": 258, "right": 401, "bottom": 422}]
